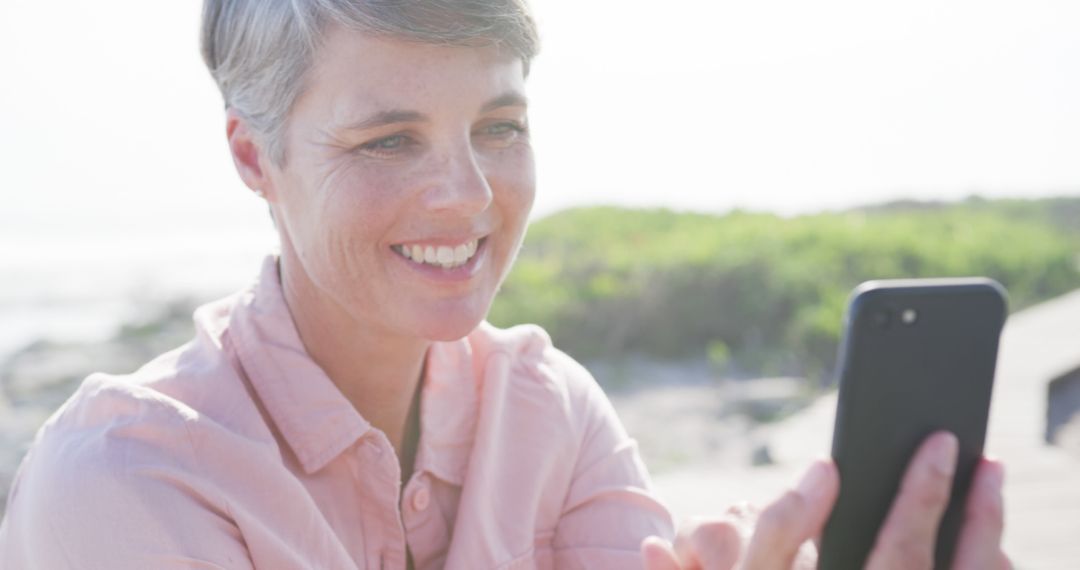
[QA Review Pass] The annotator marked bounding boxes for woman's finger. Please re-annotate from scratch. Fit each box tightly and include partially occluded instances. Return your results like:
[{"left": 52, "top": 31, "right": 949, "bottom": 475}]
[
  {"left": 951, "top": 458, "right": 1006, "bottom": 569},
  {"left": 866, "top": 431, "right": 958, "bottom": 570},
  {"left": 737, "top": 459, "right": 839, "bottom": 569},
  {"left": 641, "top": 536, "right": 682, "bottom": 570},
  {"left": 662, "top": 517, "right": 742, "bottom": 569},
  {"left": 682, "top": 520, "right": 741, "bottom": 569}
]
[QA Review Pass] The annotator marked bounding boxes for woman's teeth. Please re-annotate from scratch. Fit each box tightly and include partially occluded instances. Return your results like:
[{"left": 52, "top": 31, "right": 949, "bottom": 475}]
[{"left": 395, "top": 239, "right": 480, "bottom": 269}]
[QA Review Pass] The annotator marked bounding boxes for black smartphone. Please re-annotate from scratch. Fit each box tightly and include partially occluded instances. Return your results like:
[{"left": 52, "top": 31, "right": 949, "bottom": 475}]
[{"left": 818, "top": 278, "right": 1007, "bottom": 570}]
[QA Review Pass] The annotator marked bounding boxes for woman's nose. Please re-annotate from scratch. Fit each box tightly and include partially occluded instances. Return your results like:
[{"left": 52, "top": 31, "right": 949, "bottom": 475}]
[{"left": 420, "top": 146, "right": 494, "bottom": 215}]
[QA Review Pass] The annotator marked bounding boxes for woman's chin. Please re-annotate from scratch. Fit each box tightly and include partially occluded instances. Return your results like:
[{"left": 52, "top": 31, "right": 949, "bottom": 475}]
[
  {"left": 410, "top": 306, "right": 489, "bottom": 343},
  {"left": 419, "top": 320, "right": 484, "bottom": 342}
]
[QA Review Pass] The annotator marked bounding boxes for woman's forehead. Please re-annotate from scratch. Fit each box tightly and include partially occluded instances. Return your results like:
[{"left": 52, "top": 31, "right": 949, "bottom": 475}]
[{"left": 300, "top": 26, "right": 526, "bottom": 119}]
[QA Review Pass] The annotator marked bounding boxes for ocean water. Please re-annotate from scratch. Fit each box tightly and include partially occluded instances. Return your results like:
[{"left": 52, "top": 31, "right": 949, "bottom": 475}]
[{"left": 0, "top": 227, "right": 277, "bottom": 365}]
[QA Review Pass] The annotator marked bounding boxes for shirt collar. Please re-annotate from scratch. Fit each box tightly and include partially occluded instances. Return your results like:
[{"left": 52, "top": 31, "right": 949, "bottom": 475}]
[
  {"left": 229, "top": 255, "right": 371, "bottom": 475},
  {"left": 227, "top": 254, "right": 479, "bottom": 482},
  {"left": 415, "top": 338, "right": 480, "bottom": 486}
]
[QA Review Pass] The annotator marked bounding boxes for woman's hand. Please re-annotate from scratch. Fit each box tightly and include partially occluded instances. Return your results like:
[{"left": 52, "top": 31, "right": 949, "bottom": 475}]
[{"left": 641, "top": 432, "right": 1009, "bottom": 569}]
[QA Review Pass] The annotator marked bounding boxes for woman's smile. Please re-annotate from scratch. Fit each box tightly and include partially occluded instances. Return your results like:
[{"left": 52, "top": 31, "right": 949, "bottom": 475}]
[{"left": 389, "top": 235, "right": 490, "bottom": 283}]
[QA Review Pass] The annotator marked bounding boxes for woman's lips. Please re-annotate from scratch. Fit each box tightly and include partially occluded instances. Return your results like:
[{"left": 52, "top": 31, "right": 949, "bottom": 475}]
[
  {"left": 390, "top": 236, "right": 488, "bottom": 281},
  {"left": 392, "top": 238, "right": 481, "bottom": 269}
]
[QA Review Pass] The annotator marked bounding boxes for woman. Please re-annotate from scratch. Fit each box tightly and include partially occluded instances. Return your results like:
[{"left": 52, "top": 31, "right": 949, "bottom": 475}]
[{"left": 0, "top": 1, "right": 1007, "bottom": 568}]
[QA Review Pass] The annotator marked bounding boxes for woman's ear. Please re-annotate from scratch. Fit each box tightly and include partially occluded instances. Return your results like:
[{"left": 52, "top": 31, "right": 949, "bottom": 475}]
[{"left": 226, "top": 109, "right": 275, "bottom": 200}]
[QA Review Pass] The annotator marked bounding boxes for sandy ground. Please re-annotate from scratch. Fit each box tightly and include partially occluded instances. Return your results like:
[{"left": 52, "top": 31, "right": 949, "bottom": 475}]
[{"left": 609, "top": 379, "right": 831, "bottom": 514}]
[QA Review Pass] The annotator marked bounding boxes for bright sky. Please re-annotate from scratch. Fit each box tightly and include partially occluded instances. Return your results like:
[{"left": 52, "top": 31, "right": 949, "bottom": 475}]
[
  {"left": 1, "top": 0, "right": 1078, "bottom": 243},
  {"left": 527, "top": 0, "right": 1080, "bottom": 214}
]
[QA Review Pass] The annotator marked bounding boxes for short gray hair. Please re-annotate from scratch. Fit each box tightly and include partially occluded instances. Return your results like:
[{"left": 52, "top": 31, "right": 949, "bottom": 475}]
[{"left": 201, "top": 0, "right": 540, "bottom": 164}]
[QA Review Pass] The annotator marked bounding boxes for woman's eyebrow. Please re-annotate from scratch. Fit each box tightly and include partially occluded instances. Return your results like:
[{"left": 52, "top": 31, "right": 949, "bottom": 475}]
[
  {"left": 342, "top": 110, "right": 427, "bottom": 132},
  {"left": 480, "top": 91, "right": 528, "bottom": 113}
]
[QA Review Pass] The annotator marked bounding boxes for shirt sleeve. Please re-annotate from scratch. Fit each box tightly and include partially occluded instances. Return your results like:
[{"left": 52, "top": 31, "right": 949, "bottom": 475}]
[
  {"left": 0, "top": 399, "right": 255, "bottom": 570},
  {"left": 548, "top": 351, "right": 676, "bottom": 568}
]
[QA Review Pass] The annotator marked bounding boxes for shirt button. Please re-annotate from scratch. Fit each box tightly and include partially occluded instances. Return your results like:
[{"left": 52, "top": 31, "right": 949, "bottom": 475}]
[{"left": 412, "top": 486, "right": 431, "bottom": 512}]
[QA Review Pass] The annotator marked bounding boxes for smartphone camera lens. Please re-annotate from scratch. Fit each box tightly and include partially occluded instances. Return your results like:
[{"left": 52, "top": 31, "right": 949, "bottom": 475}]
[
  {"left": 901, "top": 308, "right": 918, "bottom": 325},
  {"left": 872, "top": 309, "right": 892, "bottom": 329}
]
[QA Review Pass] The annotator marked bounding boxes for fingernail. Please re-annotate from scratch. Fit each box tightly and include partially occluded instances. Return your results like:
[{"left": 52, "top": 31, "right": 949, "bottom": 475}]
[
  {"left": 796, "top": 460, "right": 829, "bottom": 502},
  {"left": 641, "top": 535, "right": 668, "bottom": 548},
  {"left": 931, "top": 433, "right": 959, "bottom": 477},
  {"left": 983, "top": 459, "right": 1005, "bottom": 490},
  {"left": 640, "top": 535, "right": 673, "bottom": 556}
]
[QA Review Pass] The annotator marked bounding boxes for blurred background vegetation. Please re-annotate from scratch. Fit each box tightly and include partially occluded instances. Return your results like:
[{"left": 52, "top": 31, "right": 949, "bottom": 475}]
[{"left": 489, "top": 196, "right": 1080, "bottom": 383}]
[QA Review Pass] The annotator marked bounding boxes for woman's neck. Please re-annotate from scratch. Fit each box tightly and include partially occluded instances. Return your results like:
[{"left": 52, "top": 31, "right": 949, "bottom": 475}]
[{"left": 277, "top": 252, "right": 429, "bottom": 465}]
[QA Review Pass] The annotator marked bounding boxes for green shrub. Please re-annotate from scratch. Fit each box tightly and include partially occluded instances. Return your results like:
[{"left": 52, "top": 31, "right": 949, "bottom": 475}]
[{"left": 490, "top": 197, "right": 1080, "bottom": 381}]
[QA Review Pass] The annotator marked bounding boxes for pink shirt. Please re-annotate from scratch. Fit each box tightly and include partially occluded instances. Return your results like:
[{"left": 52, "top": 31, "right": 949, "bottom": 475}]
[{"left": 0, "top": 256, "right": 674, "bottom": 569}]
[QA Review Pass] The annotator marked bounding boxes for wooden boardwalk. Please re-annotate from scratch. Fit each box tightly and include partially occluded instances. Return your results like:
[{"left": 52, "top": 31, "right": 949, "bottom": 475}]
[{"left": 653, "top": 290, "right": 1080, "bottom": 569}]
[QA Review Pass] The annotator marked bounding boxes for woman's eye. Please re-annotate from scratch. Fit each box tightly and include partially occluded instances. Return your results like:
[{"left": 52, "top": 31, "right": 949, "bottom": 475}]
[
  {"left": 356, "top": 134, "right": 411, "bottom": 155},
  {"left": 480, "top": 121, "right": 528, "bottom": 139}
]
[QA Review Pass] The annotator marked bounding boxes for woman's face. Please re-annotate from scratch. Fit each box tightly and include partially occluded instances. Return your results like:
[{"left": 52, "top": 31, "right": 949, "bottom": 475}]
[{"left": 263, "top": 27, "right": 535, "bottom": 342}]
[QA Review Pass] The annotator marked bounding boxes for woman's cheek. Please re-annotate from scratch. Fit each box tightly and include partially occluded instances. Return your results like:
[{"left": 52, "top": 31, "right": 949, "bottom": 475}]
[
  {"left": 509, "top": 145, "right": 537, "bottom": 206},
  {"left": 298, "top": 180, "right": 375, "bottom": 282},
  {"left": 487, "top": 147, "right": 535, "bottom": 204},
  {"left": 318, "top": 168, "right": 401, "bottom": 229}
]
